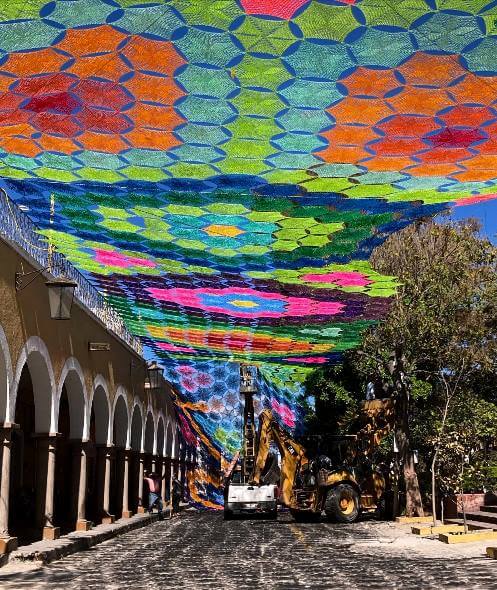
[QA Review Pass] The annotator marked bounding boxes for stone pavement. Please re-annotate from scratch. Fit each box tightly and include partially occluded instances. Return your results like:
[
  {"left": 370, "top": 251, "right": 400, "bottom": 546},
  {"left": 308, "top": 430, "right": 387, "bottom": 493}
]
[{"left": 1, "top": 511, "right": 497, "bottom": 590}]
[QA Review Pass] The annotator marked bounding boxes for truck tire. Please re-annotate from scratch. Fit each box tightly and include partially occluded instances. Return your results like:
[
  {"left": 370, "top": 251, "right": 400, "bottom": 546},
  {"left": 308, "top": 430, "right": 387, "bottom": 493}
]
[
  {"left": 325, "top": 484, "right": 359, "bottom": 523},
  {"left": 266, "top": 508, "right": 278, "bottom": 520}
]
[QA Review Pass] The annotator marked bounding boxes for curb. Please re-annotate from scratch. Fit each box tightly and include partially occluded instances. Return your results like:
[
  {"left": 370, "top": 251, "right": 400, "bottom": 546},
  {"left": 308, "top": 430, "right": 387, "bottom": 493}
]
[{"left": 3, "top": 510, "right": 170, "bottom": 568}]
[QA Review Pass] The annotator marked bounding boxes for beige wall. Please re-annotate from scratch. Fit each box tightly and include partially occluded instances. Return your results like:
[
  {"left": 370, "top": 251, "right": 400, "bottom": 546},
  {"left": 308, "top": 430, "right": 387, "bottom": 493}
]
[{"left": 0, "top": 236, "right": 178, "bottom": 456}]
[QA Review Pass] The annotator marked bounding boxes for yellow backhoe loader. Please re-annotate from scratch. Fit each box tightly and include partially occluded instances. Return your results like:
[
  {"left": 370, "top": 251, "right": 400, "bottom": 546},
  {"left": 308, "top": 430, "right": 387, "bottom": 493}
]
[{"left": 250, "top": 399, "right": 394, "bottom": 523}]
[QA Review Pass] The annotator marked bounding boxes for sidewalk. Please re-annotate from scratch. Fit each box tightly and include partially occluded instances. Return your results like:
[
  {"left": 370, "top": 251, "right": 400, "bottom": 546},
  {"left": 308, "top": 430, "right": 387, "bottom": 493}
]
[{"left": 0, "top": 509, "right": 173, "bottom": 570}]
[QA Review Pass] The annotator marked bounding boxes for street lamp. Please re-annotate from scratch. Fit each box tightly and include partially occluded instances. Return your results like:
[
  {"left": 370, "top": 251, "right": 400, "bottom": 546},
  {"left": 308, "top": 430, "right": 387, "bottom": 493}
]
[
  {"left": 15, "top": 265, "right": 77, "bottom": 320},
  {"left": 45, "top": 278, "right": 77, "bottom": 320},
  {"left": 147, "top": 361, "right": 164, "bottom": 389}
]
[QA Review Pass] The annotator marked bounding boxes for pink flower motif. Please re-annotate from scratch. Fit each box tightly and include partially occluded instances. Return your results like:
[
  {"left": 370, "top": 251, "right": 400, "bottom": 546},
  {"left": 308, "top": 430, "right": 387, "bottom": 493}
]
[
  {"left": 148, "top": 287, "right": 345, "bottom": 318},
  {"left": 240, "top": 0, "right": 308, "bottom": 19},
  {"left": 302, "top": 271, "right": 371, "bottom": 288},
  {"left": 181, "top": 377, "right": 198, "bottom": 393},
  {"left": 157, "top": 342, "right": 196, "bottom": 353},
  {"left": 176, "top": 365, "right": 197, "bottom": 376},
  {"left": 197, "top": 372, "right": 214, "bottom": 387},
  {"left": 95, "top": 249, "right": 156, "bottom": 269},
  {"left": 286, "top": 356, "right": 328, "bottom": 364},
  {"left": 179, "top": 415, "right": 197, "bottom": 446},
  {"left": 271, "top": 399, "right": 295, "bottom": 428}
]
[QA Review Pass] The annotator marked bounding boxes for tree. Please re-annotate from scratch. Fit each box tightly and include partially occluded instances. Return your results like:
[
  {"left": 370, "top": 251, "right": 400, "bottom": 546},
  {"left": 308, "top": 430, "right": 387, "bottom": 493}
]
[{"left": 355, "top": 220, "right": 497, "bottom": 517}]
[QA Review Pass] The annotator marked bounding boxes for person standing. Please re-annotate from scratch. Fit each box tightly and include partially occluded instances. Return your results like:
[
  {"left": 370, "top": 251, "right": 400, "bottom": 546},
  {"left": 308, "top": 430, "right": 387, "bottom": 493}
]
[{"left": 144, "top": 470, "right": 164, "bottom": 517}]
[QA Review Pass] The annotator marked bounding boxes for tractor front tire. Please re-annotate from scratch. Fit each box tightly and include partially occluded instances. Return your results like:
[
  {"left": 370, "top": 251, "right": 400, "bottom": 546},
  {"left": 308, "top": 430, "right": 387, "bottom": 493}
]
[{"left": 325, "top": 484, "right": 359, "bottom": 523}]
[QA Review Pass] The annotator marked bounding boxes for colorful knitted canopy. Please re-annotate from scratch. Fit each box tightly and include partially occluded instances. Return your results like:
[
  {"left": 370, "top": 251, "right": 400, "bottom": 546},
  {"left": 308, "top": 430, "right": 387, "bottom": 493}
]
[{"left": 2, "top": 1, "right": 497, "bottom": 467}]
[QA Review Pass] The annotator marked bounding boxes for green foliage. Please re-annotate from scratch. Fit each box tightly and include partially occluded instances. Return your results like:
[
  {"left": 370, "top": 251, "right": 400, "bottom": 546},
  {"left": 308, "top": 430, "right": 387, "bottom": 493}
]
[{"left": 303, "top": 357, "right": 362, "bottom": 435}]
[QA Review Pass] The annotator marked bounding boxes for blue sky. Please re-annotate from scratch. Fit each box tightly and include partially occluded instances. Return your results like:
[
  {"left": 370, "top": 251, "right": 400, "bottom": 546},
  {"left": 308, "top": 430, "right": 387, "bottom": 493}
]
[{"left": 438, "top": 199, "right": 497, "bottom": 244}]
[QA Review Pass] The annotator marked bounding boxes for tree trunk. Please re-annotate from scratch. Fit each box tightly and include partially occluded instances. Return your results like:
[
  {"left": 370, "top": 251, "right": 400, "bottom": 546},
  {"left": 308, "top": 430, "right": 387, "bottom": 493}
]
[{"left": 390, "top": 351, "right": 424, "bottom": 517}]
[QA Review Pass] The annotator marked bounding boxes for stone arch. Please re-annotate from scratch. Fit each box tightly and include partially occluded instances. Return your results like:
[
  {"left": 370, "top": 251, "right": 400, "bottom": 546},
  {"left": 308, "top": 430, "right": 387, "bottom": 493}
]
[
  {"left": 12, "top": 335, "right": 55, "bottom": 432},
  {"left": 165, "top": 419, "right": 174, "bottom": 458},
  {"left": 0, "top": 322, "right": 13, "bottom": 424},
  {"left": 157, "top": 415, "right": 165, "bottom": 457},
  {"left": 130, "top": 401, "right": 143, "bottom": 452},
  {"left": 144, "top": 411, "right": 154, "bottom": 454},
  {"left": 112, "top": 390, "right": 129, "bottom": 448},
  {"left": 90, "top": 376, "right": 111, "bottom": 445},
  {"left": 56, "top": 357, "right": 87, "bottom": 440}
]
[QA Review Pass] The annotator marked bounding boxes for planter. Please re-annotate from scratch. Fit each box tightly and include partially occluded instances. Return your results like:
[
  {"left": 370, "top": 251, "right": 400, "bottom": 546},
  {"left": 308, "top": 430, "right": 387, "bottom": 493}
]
[
  {"left": 440, "top": 530, "right": 497, "bottom": 544},
  {"left": 411, "top": 524, "right": 464, "bottom": 536},
  {"left": 443, "top": 493, "right": 486, "bottom": 519}
]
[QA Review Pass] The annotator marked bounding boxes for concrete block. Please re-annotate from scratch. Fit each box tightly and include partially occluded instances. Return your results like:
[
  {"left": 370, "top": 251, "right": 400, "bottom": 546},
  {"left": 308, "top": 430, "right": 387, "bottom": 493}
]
[
  {"left": 43, "top": 527, "right": 60, "bottom": 541},
  {"left": 396, "top": 516, "right": 433, "bottom": 524},
  {"left": 486, "top": 547, "right": 497, "bottom": 558},
  {"left": 412, "top": 524, "right": 464, "bottom": 536},
  {"left": 137, "top": 506, "right": 147, "bottom": 514},
  {"left": 76, "top": 520, "right": 92, "bottom": 532},
  {"left": 439, "top": 530, "right": 497, "bottom": 544},
  {"left": 0, "top": 537, "right": 18, "bottom": 554},
  {"left": 101, "top": 515, "right": 115, "bottom": 524},
  {"left": 122, "top": 510, "right": 133, "bottom": 519}
]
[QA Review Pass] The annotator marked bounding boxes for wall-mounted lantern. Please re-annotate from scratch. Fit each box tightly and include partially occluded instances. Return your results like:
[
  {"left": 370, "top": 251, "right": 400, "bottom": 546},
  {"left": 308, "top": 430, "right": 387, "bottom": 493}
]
[{"left": 147, "top": 361, "right": 164, "bottom": 389}]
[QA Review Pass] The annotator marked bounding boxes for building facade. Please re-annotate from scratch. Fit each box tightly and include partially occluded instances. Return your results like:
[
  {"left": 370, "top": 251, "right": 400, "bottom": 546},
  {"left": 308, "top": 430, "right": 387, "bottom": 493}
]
[{"left": 0, "top": 232, "right": 185, "bottom": 553}]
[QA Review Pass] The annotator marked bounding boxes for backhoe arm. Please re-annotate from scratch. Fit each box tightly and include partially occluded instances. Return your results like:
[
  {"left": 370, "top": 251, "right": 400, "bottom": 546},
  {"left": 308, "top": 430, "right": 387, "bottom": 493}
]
[{"left": 251, "top": 409, "right": 308, "bottom": 507}]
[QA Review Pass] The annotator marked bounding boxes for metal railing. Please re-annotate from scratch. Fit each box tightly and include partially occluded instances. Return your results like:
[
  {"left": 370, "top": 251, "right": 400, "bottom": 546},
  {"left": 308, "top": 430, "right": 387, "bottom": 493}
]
[{"left": 0, "top": 188, "right": 143, "bottom": 355}]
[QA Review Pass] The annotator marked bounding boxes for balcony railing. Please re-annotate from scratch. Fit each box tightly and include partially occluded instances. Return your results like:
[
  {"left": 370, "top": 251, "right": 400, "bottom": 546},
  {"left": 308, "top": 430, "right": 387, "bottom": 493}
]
[{"left": 0, "top": 188, "right": 143, "bottom": 356}]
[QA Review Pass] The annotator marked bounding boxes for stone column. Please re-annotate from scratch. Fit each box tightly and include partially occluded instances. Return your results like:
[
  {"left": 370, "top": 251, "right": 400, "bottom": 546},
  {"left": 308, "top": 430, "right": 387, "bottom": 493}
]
[
  {"left": 122, "top": 449, "right": 132, "bottom": 518},
  {"left": 101, "top": 445, "right": 115, "bottom": 524},
  {"left": 38, "top": 434, "right": 60, "bottom": 540},
  {"left": 0, "top": 425, "right": 18, "bottom": 554},
  {"left": 137, "top": 453, "right": 146, "bottom": 513},
  {"left": 76, "top": 442, "right": 91, "bottom": 531},
  {"left": 160, "top": 457, "right": 167, "bottom": 502},
  {"left": 151, "top": 455, "right": 157, "bottom": 472}
]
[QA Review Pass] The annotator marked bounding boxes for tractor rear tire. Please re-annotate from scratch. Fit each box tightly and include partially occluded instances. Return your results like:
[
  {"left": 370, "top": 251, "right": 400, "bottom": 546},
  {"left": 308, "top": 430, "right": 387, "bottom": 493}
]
[{"left": 325, "top": 484, "right": 359, "bottom": 523}]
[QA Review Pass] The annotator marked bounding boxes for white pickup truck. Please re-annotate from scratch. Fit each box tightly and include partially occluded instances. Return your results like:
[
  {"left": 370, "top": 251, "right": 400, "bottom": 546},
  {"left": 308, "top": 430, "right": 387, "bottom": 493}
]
[{"left": 224, "top": 474, "right": 278, "bottom": 519}]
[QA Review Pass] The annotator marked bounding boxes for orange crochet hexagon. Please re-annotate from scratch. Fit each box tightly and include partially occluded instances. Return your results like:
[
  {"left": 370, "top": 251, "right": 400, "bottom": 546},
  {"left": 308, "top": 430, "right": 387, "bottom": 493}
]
[
  {"left": 408, "top": 163, "right": 462, "bottom": 177},
  {"left": 439, "top": 105, "right": 495, "bottom": 128},
  {"left": 340, "top": 67, "right": 401, "bottom": 98},
  {"left": 397, "top": 52, "right": 466, "bottom": 87},
  {"left": 1, "top": 136, "right": 40, "bottom": 158},
  {"left": 320, "top": 125, "right": 378, "bottom": 146},
  {"left": 371, "top": 137, "right": 426, "bottom": 157},
  {"left": 365, "top": 156, "right": 414, "bottom": 172},
  {"left": 318, "top": 144, "right": 370, "bottom": 164},
  {"left": 415, "top": 147, "right": 472, "bottom": 164},
  {"left": 388, "top": 87, "right": 452, "bottom": 116},
  {"left": 57, "top": 25, "right": 129, "bottom": 57},
  {"left": 1, "top": 48, "right": 68, "bottom": 77},
  {"left": 375, "top": 115, "right": 439, "bottom": 137},
  {"left": 463, "top": 154, "right": 497, "bottom": 169},
  {"left": 453, "top": 169, "right": 497, "bottom": 182},
  {"left": 68, "top": 53, "right": 130, "bottom": 81},
  {"left": 126, "top": 103, "right": 185, "bottom": 130},
  {"left": 328, "top": 97, "right": 393, "bottom": 125},
  {"left": 449, "top": 74, "right": 497, "bottom": 105},
  {"left": 125, "top": 127, "right": 181, "bottom": 150},
  {"left": 37, "top": 134, "right": 79, "bottom": 155},
  {"left": 75, "top": 131, "right": 130, "bottom": 153},
  {"left": 124, "top": 73, "right": 184, "bottom": 105},
  {"left": 475, "top": 139, "right": 497, "bottom": 154},
  {"left": 121, "top": 37, "right": 185, "bottom": 76}
]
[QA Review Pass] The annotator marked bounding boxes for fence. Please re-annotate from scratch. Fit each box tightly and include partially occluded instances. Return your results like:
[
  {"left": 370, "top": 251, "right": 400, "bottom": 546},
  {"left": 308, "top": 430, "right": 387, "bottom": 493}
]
[{"left": 0, "top": 188, "right": 143, "bottom": 356}]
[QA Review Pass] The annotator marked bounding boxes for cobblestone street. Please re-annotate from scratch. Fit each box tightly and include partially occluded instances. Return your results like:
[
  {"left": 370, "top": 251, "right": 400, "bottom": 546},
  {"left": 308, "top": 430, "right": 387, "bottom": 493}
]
[{"left": 1, "top": 511, "right": 497, "bottom": 589}]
